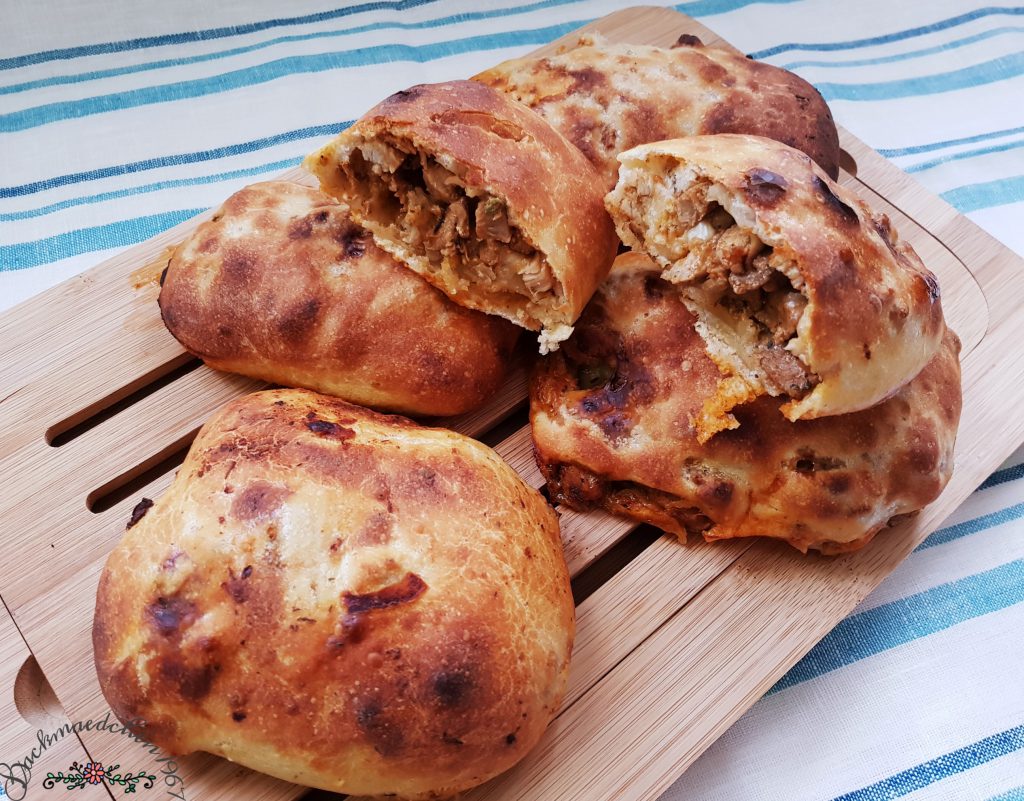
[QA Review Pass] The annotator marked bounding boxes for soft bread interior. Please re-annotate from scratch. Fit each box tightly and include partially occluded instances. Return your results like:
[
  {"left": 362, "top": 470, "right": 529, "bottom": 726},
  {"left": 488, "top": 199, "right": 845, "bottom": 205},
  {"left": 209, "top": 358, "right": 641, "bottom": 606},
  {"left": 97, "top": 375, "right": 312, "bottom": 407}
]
[
  {"left": 314, "top": 134, "right": 571, "bottom": 352},
  {"left": 610, "top": 156, "right": 819, "bottom": 438}
]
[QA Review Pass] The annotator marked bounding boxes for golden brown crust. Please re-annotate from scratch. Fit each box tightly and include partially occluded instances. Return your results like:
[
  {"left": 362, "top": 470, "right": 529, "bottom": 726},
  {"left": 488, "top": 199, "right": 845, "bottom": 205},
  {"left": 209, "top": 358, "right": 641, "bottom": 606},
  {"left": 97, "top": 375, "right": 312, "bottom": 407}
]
[
  {"left": 303, "top": 80, "right": 618, "bottom": 349},
  {"left": 530, "top": 254, "right": 962, "bottom": 553},
  {"left": 159, "top": 181, "right": 519, "bottom": 417},
  {"left": 94, "top": 390, "right": 574, "bottom": 799},
  {"left": 474, "top": 34, "right": 840, "bottom": 189},
  {"left": 606, "top": 135, "right": 946, "bottom": 431}
]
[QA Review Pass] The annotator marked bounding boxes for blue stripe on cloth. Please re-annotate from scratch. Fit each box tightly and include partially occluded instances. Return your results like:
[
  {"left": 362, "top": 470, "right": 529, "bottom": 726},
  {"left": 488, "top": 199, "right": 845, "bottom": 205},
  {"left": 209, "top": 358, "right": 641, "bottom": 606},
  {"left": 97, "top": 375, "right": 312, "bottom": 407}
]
[
  {"left": 815, "top": 51, "right": 1024, "bottom": 102},
  {"left": 0, "top": 121, "right": 350, "bottom": 198},
  {"left": 0, "top": 0, "right": 441, "bottom": 70},
  {"left": 985, "top": 787, "right": 1024, "bottom": 801},
  {"left": 915, "top": 502, "right": 1024, "bottom": 552},
  {"left": 0, "top": 23, "right": 588, "bottom": 133},
  {"left": 0, "top": 209, "right": 204, "bottom": 271},
  {"left": 0, "top": 0, "right": 803, "bottom": 133},
  {"left": 769, "top": 559, "right": 1024, "bottom": 693},
  {"left": 0, "top": 0, "right": 795, "bottom": 96},
  {"left": 782, "top": 25, "right": 1024, "bottom": 71},
  {"left": 906, "top": 137, "right": 1024, "bottom": 173},
  {"left": 750, "top": 6, "right": 1024, "bottom": 59},
  {"left": 0, "top": 158, "right": 300, "bottom": 222},
  {"left": 942, "top": 175, "right": 1024, "bottom": 212},
  {"left": 0, "top": 0, "right": 590, "bottom": 96},
  {"left": 830, "top": 726, "right": 1024, "bottom": 801},
  {"left": 877, "top": 124, "right": 1024, "bottom": 157},
  {"left": 979, "top": 462, "right": 1024, "bottom": 491}
]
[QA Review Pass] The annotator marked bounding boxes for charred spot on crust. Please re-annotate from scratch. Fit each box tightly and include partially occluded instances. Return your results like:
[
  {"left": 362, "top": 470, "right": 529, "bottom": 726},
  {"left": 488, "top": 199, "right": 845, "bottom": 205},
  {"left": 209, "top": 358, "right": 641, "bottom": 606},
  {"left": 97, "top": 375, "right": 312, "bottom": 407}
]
[
  {"left": 812, "top": 176, "right": 859, "bottom": 224},
  {"left": 126, "top": 497, "right": 154, "bottom": 529},
  {"left": 231, "top": 480, "right": 292, "bottom": 522},
  {"left": 232, "top": 711, "right": 247, "bottom": 722},
  {"left": 382, "top": 86, "right": 427, "bottom": 109},
  {"left": 922, "top": 272, "right": 941, "bottom": 302},
  {"left": 222, "top": 566, "right": 253, "bottom": 604},
  {"left": 160, "top": 659, "right": 219, "bottom": 702},
  {"left": 442, "top": 733, "right": 464, "bottom": 746},
  {"left": 287, "top": 215, "right": 315, "bottom": 239},
  {"left": 791, "top": 452, "right": 846, "bottom": 473},
  {"left": 432, "top": 669, "right": 473, "bottom": 709},
  {"left": 305, "top": 418, "right": 356, "bottom": 441},
  {"left": 567, "top": 66, "right": 606, "bottom": 91},
  {"left": 147, "top": 596, "right": 196, "bottom": 635},
  {"left": 505, "top": 733, "right": 517, "bottom": 745},
  {"left": 278, "top": 297, "right": 321, "bottom": 340},
  {"left": 343, "top": 572, "right": 428, "bottom": 615},
  {"left": 336, "top": 228, "right": 367, "bottom": 259},
  {"left": 355, "top": 698, "right": 405, "bottom": 757},
  {"left": 672, "top": 33, "right": 703, "bottom": 47},
  {"left": 743, "top": 168, "right": 789, "bottom": 206}
]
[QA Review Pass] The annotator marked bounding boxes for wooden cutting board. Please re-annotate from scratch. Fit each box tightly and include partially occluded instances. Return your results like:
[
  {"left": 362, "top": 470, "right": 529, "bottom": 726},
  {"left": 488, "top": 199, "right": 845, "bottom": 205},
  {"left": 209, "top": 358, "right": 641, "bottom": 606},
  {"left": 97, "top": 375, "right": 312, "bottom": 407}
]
[{"left": 1, "top": 6, "right": 1021, "bottom": 801}]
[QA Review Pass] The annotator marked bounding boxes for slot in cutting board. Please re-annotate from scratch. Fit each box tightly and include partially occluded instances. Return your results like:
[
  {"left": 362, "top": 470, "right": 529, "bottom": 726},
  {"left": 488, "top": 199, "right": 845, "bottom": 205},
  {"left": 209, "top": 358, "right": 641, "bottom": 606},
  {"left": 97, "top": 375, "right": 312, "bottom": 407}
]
[{"left": 1, "top": 6, "right": 1021, "bottom": 801}]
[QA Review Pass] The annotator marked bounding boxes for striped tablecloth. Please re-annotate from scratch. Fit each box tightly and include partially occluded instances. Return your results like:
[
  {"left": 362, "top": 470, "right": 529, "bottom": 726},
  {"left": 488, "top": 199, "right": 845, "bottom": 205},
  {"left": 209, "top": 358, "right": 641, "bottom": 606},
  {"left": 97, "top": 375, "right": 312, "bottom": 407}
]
[{"left": 2, "top": 1, "right": 1022, "bottom": 799}]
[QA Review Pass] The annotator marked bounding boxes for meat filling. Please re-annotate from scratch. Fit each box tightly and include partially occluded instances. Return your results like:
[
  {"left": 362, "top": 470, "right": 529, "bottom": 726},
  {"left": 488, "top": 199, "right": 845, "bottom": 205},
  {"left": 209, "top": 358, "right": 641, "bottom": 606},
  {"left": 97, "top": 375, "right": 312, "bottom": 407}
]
[
  {"left": 620, "top": 173, "right": 818, "bottom": 399},
  {"left": 339, "top": 138, "right": 559, "bottom": 307}
]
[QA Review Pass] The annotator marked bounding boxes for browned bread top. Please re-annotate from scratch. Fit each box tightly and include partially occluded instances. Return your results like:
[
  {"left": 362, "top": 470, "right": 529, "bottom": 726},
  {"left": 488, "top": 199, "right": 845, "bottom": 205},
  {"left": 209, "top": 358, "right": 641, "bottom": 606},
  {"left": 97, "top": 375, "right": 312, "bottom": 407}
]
[
  {"left": 94, "top": 389, "right": 574, "bottom": 799},
  {"left": 159, "top": 181, "right": 520, "bottom": 417}
]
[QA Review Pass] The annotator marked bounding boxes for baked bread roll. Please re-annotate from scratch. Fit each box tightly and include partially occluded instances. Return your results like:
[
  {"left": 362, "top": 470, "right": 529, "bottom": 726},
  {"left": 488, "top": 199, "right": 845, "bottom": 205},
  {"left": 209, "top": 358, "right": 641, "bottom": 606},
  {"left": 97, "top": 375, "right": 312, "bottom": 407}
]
[
  {"left": 605, "top": 135, "right": 945, "bottom": 440},
  {"left": 474, "top": 34, "right": 840, "bottom": 189},
  {"left": 159, "top": 181, "right": 519, "bottom": 417},
  {"left": 531, "top": 254, "right": 961, "bottom": 554},
  {"left": 94, "top": 390, "right": 574, "bottom": 799},
  {"left": 303, "top": 80, "right": 618, "bottom": 353}
]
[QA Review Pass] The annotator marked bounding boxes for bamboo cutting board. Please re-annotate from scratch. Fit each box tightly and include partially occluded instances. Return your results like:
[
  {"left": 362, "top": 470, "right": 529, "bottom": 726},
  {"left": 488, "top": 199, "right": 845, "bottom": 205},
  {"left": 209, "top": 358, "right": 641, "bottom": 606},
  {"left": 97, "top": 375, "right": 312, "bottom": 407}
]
[{"left": 1, "top": 6, "right": 1021, "bottom": 801}]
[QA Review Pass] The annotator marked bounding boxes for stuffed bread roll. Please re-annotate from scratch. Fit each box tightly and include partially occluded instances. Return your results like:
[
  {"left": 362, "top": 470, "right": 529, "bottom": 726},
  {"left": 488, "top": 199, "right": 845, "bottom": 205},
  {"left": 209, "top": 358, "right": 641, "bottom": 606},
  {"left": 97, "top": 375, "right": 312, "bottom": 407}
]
[
  {"left": 95, "top": 390, "right": 574, "bottom": 799},
  {"left": 531, "top": 254, "right": 961, "bottom": 554},
  {"left": 605, "top": 135, "right": 945, "bottom": 441},
  {"left": 303, "top": 80, "right": 618, "bottom": 353},
  {"left": 159, "top": 181, "right": 519, "bottom": 417},
  {"left": 474, "top": 33, "right": 841, "bottom": 189}
]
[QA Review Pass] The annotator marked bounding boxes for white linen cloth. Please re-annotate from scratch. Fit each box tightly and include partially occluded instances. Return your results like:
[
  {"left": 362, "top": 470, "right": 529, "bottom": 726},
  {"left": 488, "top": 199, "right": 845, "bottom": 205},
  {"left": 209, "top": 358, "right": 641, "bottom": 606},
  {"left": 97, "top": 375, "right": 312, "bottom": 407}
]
[{"left": 1, "top": 1, "right": 1021, "bottom": 798}]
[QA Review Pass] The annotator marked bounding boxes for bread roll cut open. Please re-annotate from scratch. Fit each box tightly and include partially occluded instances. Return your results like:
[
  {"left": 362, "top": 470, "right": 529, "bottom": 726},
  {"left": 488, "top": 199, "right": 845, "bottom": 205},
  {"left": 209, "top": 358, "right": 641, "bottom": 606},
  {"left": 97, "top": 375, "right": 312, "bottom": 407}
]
[
  {"left": 606, "top": 134, "right": 946, "bottom": 442},
  {"left": 304, "top": 80, "right": 618, "bottom": 353}
]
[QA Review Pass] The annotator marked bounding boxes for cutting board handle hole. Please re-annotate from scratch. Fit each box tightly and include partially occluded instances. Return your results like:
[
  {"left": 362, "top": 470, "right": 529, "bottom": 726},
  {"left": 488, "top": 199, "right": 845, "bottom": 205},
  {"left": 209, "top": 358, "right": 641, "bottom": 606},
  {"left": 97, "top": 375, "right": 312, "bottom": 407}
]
[
  {"left": 87, "top": 433, "right": 196, "bottom": 515},
  {"left": 46, "top": 355, "right": 201, "bottom": 447},
  {"left": 839, "top": 149, "right": 858, "bottom": 177},
  {"left": 14, "top": 654, "right": 66, "bottom": 728}
]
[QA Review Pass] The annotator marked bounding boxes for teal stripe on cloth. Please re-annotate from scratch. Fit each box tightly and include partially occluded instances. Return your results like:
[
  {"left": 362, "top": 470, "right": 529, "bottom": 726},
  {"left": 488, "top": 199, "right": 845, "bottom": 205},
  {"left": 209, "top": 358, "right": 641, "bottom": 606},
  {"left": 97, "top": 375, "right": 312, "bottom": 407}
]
[
  {"left": 0, "top": 0, "right": 806, "bottom": 134},
  {"left": 942, "top": 175, "right": 1024, "bottom": 212},
  {"left": 782, "top": 25, "right": 1024, "bottom": 71},
  {"left": 0, "top": 22, "right": 587, "bottom": 133},
  {"left": 915, "top": 502, "right": 1024, "bottom": 552},
  {"left": 815, "top": 51, "right": 1024, "bottom": 102},
  {"left": 0, "top": 0, "right": 797, "bottom": 96},
  {"left": 878, "top": 124, "right": 1024, "bottom": 157},
  {"left": 986, "top": 787, "right": 1024, "bottom": 801},
  {"left": 769, "top": 559, "right": 1024, "bottom": 693},
  {"left": 0, "top": 210, "right": 204, "bottom": 271},
  {"left": 907, "top": 137, "right": 1024, "bottom": 173},
  {"left": 750, "top": 6, "right": 1024, "bottom": 59},
  {"left": 829, "top": 726, "right": 1024, "bottom": 801},
  {"left": 0, "top": 158, "right": 300, "bottom": 222},
  {"left": 0, "top": 0, "right": 441, "bottom": 71},
  {"left": 979, "top": 462, "right": 1024, "bottom": 490},
  {"left": 0, "top": 121, "right": 350, "bottom": 198}
]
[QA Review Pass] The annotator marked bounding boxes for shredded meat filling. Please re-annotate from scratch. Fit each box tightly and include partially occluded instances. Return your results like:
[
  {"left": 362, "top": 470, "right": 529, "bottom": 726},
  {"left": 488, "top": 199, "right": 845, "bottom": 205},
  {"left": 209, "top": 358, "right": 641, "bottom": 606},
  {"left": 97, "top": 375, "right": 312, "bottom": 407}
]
[
  {"left": 679, "top": 202, "right": 817, "bottom": 398},
  {"left": 343, "top": 139, "right": 557, "bottom": 305}
]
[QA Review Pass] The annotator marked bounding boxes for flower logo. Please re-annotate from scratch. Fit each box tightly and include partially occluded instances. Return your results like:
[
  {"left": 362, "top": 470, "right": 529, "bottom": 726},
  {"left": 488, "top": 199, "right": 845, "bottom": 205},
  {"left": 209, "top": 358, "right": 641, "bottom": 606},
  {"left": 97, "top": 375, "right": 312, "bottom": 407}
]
[
  {"left": 81, "top": 762, "right": 106, "bottom": 785},
  {"left": 43, "top": 761, "right": 155, "bottom": 793}
]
